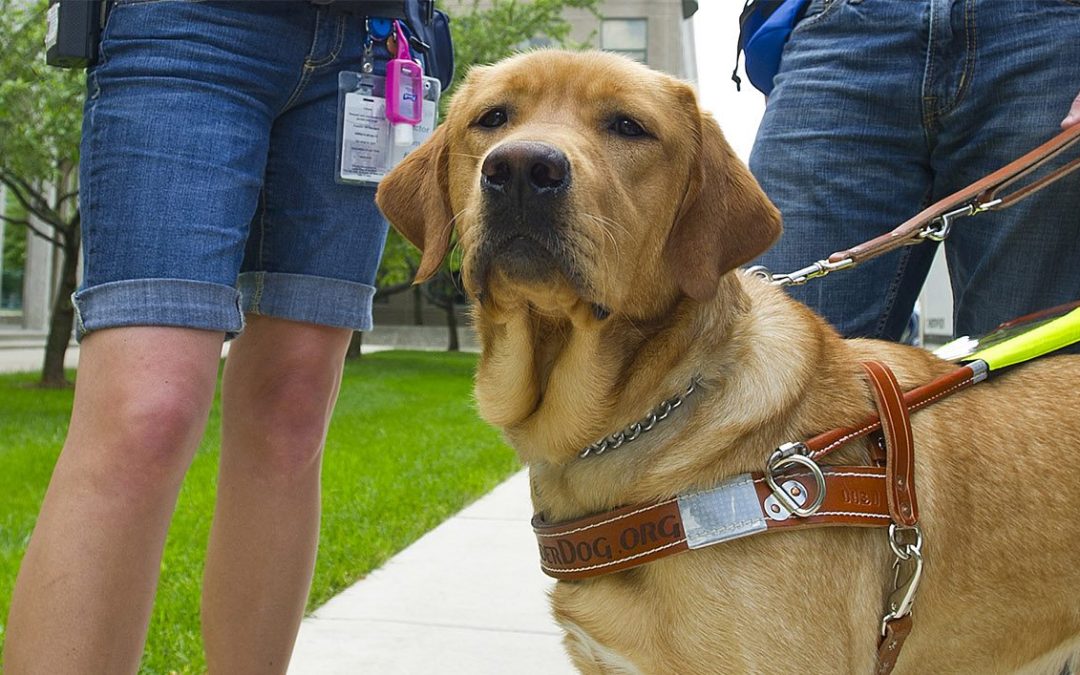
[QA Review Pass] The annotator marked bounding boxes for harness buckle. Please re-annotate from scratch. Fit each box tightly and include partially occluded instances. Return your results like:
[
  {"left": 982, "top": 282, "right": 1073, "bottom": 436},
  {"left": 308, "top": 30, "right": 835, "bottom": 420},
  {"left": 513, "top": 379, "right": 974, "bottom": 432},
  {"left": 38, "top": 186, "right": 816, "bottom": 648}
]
[{"left": 765, "top": 443, "right": 826, "bottom": 517}]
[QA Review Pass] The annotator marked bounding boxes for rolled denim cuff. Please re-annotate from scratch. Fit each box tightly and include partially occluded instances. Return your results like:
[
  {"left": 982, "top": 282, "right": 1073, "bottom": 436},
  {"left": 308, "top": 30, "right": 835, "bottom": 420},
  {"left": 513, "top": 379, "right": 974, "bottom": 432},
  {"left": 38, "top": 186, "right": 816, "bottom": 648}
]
[
  {"left": 239, "top": 271, "right": 377, "bottom": 332},
  {"left": 72, "top": 278, "right": 245, "bottom": 341}
]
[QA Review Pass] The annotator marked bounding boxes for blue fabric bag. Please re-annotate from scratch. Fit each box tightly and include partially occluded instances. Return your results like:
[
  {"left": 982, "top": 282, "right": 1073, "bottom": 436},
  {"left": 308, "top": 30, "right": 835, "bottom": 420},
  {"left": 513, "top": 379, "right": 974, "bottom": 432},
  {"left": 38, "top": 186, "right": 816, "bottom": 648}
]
[{"left": 732, "top": 0, "right": 811, "bottom": 95}]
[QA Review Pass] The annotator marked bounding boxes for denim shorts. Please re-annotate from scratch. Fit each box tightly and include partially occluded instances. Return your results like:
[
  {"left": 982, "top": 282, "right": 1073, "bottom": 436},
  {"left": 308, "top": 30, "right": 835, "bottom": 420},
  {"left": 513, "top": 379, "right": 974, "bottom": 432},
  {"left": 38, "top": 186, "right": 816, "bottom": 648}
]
[
  {"left": 74, "top": 0, "right": 390, "bottom": 339},
  {"left": 750, "top": 0, "right": 1080, "bottom": 341}
]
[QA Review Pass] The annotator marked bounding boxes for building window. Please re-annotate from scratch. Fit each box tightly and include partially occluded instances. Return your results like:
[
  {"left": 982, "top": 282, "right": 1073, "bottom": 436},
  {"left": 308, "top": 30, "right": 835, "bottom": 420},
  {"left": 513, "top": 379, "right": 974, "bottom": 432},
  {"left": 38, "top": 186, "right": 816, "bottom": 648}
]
[
  {"left": 601, "top": 18, "right": 648, "bottom": 63},
  {"left": 1, "top": 190, "right": 26, "bottom": 313},
  {"left": 515, "top": 36, "right": 554, "bottom": 52}
]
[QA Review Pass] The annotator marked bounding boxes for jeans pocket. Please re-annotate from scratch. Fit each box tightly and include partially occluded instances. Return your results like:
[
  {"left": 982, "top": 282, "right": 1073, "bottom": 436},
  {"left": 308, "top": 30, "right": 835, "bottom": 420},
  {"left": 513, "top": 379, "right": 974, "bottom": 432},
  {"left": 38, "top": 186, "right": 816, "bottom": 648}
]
[{"left": 797, "top": 0, "right": 845, "bottom": 29}]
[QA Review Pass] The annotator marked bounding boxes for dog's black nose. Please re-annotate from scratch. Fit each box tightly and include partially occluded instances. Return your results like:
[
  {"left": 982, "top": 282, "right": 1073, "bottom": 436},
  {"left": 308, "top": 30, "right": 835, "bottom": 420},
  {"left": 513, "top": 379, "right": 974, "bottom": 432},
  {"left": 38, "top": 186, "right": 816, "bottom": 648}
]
[{"left": 481, "top": 141, "right": 570, "bottom": 197}]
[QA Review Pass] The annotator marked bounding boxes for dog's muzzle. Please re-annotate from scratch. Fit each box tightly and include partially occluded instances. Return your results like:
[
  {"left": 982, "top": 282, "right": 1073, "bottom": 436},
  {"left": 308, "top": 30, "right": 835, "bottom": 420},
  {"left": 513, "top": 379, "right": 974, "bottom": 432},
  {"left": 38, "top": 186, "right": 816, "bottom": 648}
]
[{"left": 473, "top": 141, "right": 581, "bottom": 289}]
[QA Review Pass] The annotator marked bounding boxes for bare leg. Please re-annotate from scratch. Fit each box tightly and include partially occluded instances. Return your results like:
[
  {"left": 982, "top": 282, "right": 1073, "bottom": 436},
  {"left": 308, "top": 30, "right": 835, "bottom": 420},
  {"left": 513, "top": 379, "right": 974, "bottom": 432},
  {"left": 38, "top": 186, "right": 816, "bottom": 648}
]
[
  {"left": 201, "top": 315, "right": 352, "bottom": 675},
  {"left": 4, "top": 327, "right": 225, "bottom": 674}
]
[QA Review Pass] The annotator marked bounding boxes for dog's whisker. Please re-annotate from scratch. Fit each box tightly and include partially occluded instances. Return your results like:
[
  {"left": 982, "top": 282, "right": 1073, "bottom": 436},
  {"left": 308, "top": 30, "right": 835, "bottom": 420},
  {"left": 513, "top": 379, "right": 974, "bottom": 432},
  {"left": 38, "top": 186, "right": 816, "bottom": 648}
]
[
  {"left": 622, "top": 315, "right": 648, "bottom": 340},
  {"left": 580, "top": 213, "right": 624, "bottom": 258},
  {"left": 447, "top": 208, "right": 468, "bottom": 228},
  {"left": 582, "top": 211, "right": 632, "bottom": 238}
]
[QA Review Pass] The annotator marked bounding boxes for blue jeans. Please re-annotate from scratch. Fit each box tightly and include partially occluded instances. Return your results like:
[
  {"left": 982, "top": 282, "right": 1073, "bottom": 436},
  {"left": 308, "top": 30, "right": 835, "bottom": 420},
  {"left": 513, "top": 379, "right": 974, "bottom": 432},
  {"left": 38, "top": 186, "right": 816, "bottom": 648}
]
[
  {"left": 75, "top": 0, "right": 390, "bottom": 338},
  {"left": 750, "top": 0, "right": 1080, "bottom": 341}
]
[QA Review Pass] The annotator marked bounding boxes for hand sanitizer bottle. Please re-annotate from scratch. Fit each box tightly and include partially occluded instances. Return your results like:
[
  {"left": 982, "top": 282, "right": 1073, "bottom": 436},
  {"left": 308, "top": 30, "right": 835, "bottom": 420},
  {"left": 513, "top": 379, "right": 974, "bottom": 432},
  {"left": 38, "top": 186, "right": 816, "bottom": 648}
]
[{"left": 385, "top": 20, "right": 423, "bottom": 146}]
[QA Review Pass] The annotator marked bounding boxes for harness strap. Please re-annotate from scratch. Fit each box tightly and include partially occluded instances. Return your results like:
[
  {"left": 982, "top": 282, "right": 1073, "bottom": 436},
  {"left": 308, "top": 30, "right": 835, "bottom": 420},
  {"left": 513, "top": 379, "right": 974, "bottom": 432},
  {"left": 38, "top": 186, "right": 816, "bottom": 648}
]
[
  {"left": 804, "top": 361, "right": 986, "bottom": 463},
  {"left": 861, "top": 362, "right": 920, "bottom": 673},
  {"left": 531, "top": 466, "right": 891, "bottom": 581},
  {"left": 877, "top": 614, "right": 913, "bottom": 675},
  {"left": 532, "top": 362, "right": 931, "bottom": 672},
  {"left": 861, "top": 361, "right": 918, "bottom": 526},
  {"left": 533, "top": 361, "right": 948, "bottom": 581}
]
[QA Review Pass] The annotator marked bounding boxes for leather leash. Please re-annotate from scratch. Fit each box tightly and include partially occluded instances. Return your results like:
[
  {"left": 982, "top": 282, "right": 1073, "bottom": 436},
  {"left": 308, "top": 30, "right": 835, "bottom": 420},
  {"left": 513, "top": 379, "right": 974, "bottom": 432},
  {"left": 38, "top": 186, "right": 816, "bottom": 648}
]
[
  {"left": 752, "top": 124, "right": 1080, "bottom": 287},
  {"left": 531, "top": 361, "right": 961, "bottom": 673}
]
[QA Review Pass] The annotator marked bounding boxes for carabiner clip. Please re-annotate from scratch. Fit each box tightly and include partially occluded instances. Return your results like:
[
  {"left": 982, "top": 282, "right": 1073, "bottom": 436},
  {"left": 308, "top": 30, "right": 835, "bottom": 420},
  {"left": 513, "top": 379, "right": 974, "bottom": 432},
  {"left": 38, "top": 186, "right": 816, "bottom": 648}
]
[{"left": 881, "top": 525, "right": 924, "bottom": 635}]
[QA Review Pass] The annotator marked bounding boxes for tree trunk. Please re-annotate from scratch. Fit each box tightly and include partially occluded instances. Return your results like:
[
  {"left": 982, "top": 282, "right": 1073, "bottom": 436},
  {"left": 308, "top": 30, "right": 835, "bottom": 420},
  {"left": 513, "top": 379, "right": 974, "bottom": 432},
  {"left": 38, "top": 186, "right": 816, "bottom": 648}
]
[
  {"left": 346, "top": 330, "right": 364, "bottom": 360},
  {"left": 445, "top": 302, "right": 459, "bottom": 352},
  {"left": 413, "top": 285, "right": 424, "bottom": 325},
  {"left": 40, "top": 225, "right": 80, "bottom": 387}
]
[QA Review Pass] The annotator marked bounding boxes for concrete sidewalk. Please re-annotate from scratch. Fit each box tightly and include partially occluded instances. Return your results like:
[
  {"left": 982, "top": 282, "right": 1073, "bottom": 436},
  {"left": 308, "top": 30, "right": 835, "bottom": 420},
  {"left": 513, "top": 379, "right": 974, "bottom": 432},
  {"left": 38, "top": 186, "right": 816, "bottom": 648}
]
[
  {"left": 288, "top": 471, "right": 575, "bottom": 674},
  {"left": 0, "top": 345, "right": 81, "bottom": 373}
]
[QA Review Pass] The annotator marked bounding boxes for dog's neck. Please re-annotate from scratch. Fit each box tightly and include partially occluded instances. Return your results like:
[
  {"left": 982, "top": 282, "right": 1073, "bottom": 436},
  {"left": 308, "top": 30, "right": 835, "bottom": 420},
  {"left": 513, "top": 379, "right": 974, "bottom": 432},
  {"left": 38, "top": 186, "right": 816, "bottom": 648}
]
[
  {"left": 472, "top": 274, "right": 750, "bottom": 464},
  {"left": 473, "top": 273, "right": 874, "bottom": 521}
]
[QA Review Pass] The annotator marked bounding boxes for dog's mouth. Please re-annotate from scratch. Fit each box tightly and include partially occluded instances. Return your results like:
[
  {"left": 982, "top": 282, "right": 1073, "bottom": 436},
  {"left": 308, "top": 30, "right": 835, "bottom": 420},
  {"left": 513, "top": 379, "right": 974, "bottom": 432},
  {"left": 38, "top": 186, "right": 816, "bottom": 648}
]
[
  {"left": 489, "top": 233, "right": 562, "bottom": 282},
  {"left": 466, "top": 227, "right": 597, "bottom": 311}
]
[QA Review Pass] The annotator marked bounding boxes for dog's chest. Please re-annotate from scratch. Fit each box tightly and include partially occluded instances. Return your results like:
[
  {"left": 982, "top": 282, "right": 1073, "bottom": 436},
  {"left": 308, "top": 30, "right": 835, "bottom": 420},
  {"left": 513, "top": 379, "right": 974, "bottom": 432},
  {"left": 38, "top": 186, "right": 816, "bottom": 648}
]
[{"left": 559, "top": 617, "right": 646, "bottom": 675}]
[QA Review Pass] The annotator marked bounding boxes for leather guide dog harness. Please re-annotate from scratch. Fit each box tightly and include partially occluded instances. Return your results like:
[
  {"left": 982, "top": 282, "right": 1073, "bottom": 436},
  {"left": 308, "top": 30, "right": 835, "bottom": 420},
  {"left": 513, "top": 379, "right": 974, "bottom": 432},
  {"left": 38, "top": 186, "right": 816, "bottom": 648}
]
[
  {"left": 531, "top": 360, "right": 987, "bottom": 674},
  {"left": 531, "top": 361, "right": 985, "bottom": 581}
]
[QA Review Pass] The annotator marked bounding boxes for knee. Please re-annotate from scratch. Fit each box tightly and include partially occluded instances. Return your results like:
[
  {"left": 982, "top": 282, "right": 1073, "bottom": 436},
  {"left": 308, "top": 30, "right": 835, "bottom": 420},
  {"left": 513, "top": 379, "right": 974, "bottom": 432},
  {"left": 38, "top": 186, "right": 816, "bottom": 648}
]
[
  {"left": 83, "top": 382, "right": 215, "bottom": 493},
  {"left": 260, "top": 380, "right": 333, "bottom": 473},
  {"left": 226, "top": 360, "right": 341, "bottom": 477}
]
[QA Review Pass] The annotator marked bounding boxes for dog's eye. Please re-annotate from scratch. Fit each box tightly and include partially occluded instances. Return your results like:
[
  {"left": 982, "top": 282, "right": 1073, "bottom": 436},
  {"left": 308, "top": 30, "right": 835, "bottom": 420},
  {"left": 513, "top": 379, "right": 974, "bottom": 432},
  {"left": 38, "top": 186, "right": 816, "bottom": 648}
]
[
  {"left": 611, "top": 116, "right": 648, "bottom": 138},
  {"left": 477, "top": 108, "right": 508, "bottom": 129}
]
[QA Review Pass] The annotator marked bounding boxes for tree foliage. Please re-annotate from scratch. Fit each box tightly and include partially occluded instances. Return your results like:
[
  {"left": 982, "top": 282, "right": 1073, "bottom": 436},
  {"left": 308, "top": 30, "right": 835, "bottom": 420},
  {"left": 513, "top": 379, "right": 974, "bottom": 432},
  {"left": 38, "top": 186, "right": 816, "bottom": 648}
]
[
  {"left": 0, "top": 0, "right": 85, "bottom": 386},
  {"left": 0, "top": 1, "right": 85, "bottom": 184},
  {"left": 446, "top": 0, "right": 600, "bottom": 72}
]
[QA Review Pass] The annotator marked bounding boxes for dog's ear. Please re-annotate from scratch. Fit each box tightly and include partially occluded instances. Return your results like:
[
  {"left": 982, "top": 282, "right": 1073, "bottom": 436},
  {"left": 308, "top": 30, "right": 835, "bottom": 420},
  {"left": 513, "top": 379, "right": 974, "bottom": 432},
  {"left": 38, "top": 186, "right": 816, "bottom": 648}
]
[
  {"left": 375, "top": 124, "right": 454, "bottom": 283},
  {"left": 664, "top": 96, "right": 782, "bottom": 302}
]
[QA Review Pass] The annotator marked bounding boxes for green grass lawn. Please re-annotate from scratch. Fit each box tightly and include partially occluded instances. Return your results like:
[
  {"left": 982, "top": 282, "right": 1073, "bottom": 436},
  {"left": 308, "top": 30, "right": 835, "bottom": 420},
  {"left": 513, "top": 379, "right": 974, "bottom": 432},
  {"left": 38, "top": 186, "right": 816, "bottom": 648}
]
[{"left": 0, "top": 350, "right": 519, "bottom": 674}]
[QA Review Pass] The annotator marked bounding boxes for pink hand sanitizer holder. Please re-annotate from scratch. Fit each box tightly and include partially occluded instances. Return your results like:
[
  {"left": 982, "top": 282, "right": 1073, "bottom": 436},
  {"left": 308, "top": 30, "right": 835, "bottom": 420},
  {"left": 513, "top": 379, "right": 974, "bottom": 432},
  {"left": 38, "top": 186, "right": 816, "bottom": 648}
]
[{"left": 385, "top": 20, "right": 423, "bottom": 145}]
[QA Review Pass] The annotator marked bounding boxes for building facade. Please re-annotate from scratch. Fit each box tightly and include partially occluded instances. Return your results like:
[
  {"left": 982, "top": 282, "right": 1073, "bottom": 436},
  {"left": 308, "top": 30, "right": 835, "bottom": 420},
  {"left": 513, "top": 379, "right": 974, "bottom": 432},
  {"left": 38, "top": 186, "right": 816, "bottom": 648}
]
[
  {"left": 0, "top": 186, "right": 57, "bottom": 335},
  {"left": 567, "top": 0, "right": 697, "bottom": 81}
]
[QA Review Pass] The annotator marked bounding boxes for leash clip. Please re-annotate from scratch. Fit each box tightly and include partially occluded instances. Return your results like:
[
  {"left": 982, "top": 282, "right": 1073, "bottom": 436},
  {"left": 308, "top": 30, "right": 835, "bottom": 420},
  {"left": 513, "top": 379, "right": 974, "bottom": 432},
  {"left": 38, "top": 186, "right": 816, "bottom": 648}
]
[
  {"left": 765, "top": 442, "right": 825, "bottom": 517},
  {"left": 881, "top": 524, "right": 924, "bottom": 635},
  {"left": 919, "top": 198, "right": 1004, "bottom": 242},
  {"left": 746, "top": 257, "right": 854, "bottom": 288}
]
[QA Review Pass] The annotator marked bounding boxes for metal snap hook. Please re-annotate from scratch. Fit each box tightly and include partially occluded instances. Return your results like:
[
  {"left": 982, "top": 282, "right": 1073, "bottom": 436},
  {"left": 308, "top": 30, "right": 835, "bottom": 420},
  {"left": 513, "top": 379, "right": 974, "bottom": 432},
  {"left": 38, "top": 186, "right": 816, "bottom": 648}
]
[{"left": 881, "top": 524, "right": 924, "bottom": 635}]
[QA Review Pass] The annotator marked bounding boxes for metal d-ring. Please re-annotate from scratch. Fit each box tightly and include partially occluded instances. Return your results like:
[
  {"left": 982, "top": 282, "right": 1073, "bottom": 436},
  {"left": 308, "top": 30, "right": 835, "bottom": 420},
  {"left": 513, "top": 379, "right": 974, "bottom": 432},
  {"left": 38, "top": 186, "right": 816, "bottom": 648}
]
[
  {"left": 888, "top": 523, "right": 923, "bottom": 560},
  {"left": 765, "top": 450, "right": 826, "bottom": 517}
]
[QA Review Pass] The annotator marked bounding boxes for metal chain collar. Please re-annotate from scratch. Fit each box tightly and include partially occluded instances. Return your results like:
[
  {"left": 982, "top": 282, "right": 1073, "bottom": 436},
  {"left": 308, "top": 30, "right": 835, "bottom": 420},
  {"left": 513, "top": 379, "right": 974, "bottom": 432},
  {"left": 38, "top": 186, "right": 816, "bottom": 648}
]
[{"left": 579, "top": 377, "right": 702, "bottom": 458}]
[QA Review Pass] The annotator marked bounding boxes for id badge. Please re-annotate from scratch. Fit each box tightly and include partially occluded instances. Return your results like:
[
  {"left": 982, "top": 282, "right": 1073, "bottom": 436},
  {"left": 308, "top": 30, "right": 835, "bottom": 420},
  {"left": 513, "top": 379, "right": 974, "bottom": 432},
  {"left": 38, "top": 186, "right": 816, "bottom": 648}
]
[{"left": 336, "top": 71, "right": 441, "bottom": 186}]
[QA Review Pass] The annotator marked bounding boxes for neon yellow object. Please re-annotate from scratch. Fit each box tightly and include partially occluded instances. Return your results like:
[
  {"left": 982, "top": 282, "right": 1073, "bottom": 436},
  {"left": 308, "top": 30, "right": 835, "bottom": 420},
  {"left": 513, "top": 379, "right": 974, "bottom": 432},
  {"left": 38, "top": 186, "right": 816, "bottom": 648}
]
[{"left": 968, "top": 307, "right": 1080, "bottom": 370}]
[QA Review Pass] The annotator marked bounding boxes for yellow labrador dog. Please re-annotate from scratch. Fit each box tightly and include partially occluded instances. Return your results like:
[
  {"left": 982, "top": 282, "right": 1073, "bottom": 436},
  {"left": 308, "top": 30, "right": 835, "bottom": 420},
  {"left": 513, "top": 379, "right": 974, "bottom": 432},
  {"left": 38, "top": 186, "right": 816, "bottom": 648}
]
[{"left": 376, "top": 50, "right": 1080, "bottom": 674}]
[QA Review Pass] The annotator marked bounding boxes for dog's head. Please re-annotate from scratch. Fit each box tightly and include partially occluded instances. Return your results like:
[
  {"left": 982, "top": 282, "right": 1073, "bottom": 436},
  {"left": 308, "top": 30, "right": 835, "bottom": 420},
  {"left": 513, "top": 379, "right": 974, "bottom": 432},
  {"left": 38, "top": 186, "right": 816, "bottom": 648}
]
[{"left": 376, "top": 50, "right": 780, "bottom": 320}]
